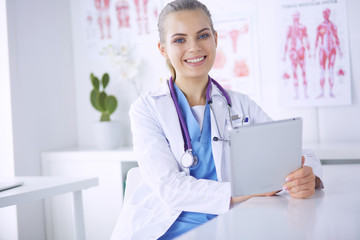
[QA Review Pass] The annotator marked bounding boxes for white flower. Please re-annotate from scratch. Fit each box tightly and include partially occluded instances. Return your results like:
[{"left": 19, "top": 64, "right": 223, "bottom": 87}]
[
  {"left": 101, "top": 43, "right": 141, "bottom": 83},
  {"left": 118, "top": 43, "right": 132, "bottom": 56}
]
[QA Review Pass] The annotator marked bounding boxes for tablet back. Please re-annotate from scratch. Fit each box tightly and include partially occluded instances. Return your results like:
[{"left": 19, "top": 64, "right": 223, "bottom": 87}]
[{"left": 229, "top": 118, "right": 302, "bottom": 196}]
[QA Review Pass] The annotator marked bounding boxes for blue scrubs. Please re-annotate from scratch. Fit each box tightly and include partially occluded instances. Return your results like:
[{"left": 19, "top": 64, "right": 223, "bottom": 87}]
[{"left": 158, "top": 84, "right": 217, "bottom": 240}]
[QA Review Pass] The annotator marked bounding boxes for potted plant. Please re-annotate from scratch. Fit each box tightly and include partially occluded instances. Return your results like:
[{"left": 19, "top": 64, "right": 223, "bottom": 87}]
[{"left": 90, "top": 73, "right": 121, "bottom": 149}]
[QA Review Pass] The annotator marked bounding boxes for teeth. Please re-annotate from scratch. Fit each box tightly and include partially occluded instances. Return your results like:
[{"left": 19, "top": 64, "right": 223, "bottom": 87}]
[{"left": 186, "top": 57, "right": 204, "bottom": 63}]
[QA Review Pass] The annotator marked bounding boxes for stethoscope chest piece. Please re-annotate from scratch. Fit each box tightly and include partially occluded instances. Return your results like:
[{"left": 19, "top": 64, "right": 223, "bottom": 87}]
[{"left": 181, "top": 149, "right": 198, "bottom": 168}]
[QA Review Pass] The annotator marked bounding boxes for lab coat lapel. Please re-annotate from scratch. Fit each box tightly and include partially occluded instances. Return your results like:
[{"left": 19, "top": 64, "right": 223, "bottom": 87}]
[
  {"left": 150, "top": 83, "right": 187, "bottom": 172},
  {"left": 210, "top": 82, "right": 228, "bottom": 182}
]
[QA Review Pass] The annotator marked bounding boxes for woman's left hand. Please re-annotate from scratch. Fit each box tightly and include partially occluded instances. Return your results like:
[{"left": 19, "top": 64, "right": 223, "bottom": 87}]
[{"left": 282, "top": 156, "right": 316, "bottom": 198}]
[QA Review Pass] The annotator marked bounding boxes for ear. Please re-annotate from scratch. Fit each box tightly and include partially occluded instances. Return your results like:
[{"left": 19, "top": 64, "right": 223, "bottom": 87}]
[{"left": 158, "top": 42, "right": 167, "bottom": 58}]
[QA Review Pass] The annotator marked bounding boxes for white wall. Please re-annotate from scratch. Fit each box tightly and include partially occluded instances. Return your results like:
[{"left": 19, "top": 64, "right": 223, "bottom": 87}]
[
  {"left": 72, "top": 0, "right": 360, "bottom": 147},
  {"left": 6, "top": 0, "right": 77, "bottom": 239},
  {"left": 256, "top": 0, "right": 360, "bottom": 143},
  {"left": 0, "top": 0, "right": 18, "bottom": 239},
  {"left": 70, "top": 0, "right": 168, "bottom": 148},
  {"left": 317, "top": 0, "right": 360, "bottom": 142}
]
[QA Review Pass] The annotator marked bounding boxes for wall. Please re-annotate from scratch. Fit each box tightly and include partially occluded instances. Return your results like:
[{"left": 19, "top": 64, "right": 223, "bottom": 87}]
[
  {"left": 70, "top": 0, "right": 168, "bottom": 148},
  {"left": 0, "top": 0, "right": 18, "bottom": 239},
  {"left": 317, "top": 0, "right": 360, "bottom": 142},
  {"left": 6, "top": 0, "right": 77, "bottom": 239},
  {"left": 72, "top": 0, "right": 360, "bottom": 147},
  {"left": 256, "top": 0, "right": 360, "bottom": 143}
]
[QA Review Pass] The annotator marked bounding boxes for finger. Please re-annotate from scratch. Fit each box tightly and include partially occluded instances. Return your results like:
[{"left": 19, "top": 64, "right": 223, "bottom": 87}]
[
  {"left": 286, "top": 166, "right": 313, "bottom": 182},
  {"left": 263, "top": 190, "right": 280, "bottom": 196},
  {"left": 252, "top": 190, "right": 280, "bottom": 197},
  {"left": 287, "top": 181, "right": 315, "bottom": 194},
  {"left": 284, "top": 170, "right": 315, "bottom": 192},
  {"left": 283, "top": 177, "right": 311, "bottom": 190},
  {"left": 289, "top": 188, "right": 315, "bottom": 199}
]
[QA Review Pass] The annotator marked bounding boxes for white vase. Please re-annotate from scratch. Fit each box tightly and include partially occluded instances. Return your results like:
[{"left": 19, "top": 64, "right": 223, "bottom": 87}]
[{"left": 93, "top": 120, "right": 122, "bottom": 150}]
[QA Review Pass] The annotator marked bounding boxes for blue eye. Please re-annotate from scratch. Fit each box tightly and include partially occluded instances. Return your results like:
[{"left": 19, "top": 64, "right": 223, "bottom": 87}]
[
  {"left": 199, "top": 33, "right": 209, "bottom": 39},
  {"left": 174, "top": 38, "right": 185, "bottom": 43}
]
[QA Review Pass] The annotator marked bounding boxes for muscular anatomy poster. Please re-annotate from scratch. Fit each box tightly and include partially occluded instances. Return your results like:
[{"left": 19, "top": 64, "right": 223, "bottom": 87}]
[
  {"left": 279, "top": 0, "right": 351, "bottom": 107},
  {"left": 81, "top": 0, "right": 162, "bottom": 61}
]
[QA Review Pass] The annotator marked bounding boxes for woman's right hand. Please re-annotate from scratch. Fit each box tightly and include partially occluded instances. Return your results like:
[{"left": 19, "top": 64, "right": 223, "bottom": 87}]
[{"left": 230, "top": 190, "right": 279, "bottom": 206}]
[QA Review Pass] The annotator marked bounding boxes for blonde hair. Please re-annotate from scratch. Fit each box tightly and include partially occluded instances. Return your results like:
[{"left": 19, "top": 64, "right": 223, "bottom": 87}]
[{"left": 158, "top": 0, "right": 215, "bottom": 80}]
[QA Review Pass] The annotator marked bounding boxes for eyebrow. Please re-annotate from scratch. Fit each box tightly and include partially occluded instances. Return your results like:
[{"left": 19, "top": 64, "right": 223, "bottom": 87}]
[{"left": 170, "top": 28, "right": 211, "bottom": 38}]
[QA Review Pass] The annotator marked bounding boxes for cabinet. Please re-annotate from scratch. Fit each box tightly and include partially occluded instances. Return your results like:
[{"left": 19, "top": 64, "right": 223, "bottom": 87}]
[{"left": 41, "top": 148, "right": 137, "bottom": 240}]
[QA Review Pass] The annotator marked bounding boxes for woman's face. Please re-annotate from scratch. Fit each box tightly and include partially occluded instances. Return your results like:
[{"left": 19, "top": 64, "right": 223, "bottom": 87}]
[{"left": 159, "top": 10, "right": 217, "bottom": 81}]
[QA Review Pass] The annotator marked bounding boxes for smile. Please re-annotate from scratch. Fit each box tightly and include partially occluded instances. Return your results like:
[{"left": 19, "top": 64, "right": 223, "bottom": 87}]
[{"left": 185, "top": 56, "right": 206, "bottom": 63}]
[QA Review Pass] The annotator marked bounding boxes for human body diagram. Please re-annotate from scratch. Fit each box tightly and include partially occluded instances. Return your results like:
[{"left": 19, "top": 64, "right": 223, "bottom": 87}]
[
  {"left": 95, "top": 0, "right": 112, "bottom": 39},
  {"left": 283, "top": 8, "right": 343, "bottom": 99},
  {"left": 314, "top": 8, "right": 343, "bottom": 98},
  {"left": 91, "top": 0, "right": 159, "bottom": 41},
  {"left": 283, "top": 11, "right": 310, "bottom": 99}
]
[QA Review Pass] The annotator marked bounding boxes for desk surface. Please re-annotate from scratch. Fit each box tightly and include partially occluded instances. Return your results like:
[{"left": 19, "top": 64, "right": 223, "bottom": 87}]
[
  {"left": 177, "top": 164, "right": 360, "bottom": 240},
  {"left": 0, "top": 177, "right": 98, "bottom": 208}
]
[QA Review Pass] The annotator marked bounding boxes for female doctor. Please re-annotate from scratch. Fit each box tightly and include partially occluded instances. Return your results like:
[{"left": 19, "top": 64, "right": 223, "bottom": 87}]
[{"left": 111, "top": 0, "right": 323, "bottom": 239}]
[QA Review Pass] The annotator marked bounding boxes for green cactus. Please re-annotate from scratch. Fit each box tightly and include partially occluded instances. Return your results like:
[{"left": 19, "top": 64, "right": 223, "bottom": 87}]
[{"left": 90, "top": 73, "right": 118, "bottom": 121}]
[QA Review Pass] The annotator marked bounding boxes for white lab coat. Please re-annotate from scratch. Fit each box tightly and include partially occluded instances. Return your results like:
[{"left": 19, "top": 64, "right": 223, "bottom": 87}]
[{"left": 111, "top": 81, "right": 323, "bottom": 240}]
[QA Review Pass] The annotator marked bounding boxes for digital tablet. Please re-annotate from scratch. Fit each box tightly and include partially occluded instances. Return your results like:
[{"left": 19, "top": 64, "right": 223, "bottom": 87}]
[{"left": 229, "top": 118, "right": 303, "bottom": 196}]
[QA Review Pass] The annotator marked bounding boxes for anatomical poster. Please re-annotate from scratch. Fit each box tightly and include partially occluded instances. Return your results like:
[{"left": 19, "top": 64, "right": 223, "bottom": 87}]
[
  {"left": 209, "top": 15, "right": 260, "bottom": 98},
  {"left": 279, "top": 0, "right": 351, "bottom": 107},
  {"left": 81, "top": 0, "right": 162, "bottom": 61}
]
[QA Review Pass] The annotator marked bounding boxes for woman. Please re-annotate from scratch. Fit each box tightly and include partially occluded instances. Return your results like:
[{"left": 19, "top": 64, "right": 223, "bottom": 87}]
[{"left": 111, "top": 1, "right": 323, "bottom": 239}]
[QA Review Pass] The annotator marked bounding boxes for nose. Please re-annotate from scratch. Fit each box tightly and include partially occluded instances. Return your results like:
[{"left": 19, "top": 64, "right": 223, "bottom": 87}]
[{"left": 188, "top": 39, "right": 201, "bottom": 52}]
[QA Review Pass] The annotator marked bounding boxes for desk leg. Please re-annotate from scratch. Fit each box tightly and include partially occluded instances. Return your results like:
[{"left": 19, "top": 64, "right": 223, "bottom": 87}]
[{"left": 73, "top": 191, "right": 86, "bottom": 240}]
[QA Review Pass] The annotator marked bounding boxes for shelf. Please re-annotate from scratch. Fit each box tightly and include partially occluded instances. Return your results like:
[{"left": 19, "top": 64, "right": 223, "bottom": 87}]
[
  {"left": 41, "top": 147, "right": 136, "bottom": 162},
  {"left": 304, "top": 142, "right": 360, "bottom": 160}
]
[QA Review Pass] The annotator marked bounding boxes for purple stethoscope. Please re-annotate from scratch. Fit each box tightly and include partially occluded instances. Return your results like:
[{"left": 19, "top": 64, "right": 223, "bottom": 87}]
[{"left": 168, "top": 76, "right": 235, "bottom": 168}]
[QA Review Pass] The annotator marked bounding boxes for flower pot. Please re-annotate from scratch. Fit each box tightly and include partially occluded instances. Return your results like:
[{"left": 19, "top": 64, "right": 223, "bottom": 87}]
[{"left": 93, "top": 121, "right": 121, "bottom": 150}]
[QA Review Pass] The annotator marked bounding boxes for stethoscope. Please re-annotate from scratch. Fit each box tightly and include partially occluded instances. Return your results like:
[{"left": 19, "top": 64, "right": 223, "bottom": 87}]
[{"left": 169, "top": 76, "right": 249, "bottom": 168}]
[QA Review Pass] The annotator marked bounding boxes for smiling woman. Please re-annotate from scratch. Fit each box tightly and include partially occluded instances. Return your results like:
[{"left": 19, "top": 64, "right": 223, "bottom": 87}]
[
  {"left": 110, "top": 0, "right": 323, "bottom": 239},
  {"left": 158, "top": 10, "right": 217, "bottom": 105}
]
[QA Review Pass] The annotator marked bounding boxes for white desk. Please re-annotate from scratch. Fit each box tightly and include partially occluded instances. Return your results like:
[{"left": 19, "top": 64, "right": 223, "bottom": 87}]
[
  {"left": 41, "top": 148, "right": 137, "bottom": 240},
  {"left": 0, "top": 177, "right": 98, "bottom": 240},
  {"left": 177, "top": 164, "right": 360, "bottom": 240}
]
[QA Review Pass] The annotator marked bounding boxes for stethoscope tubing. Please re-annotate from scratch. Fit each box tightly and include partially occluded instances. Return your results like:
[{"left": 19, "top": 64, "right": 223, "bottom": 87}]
[
  {"left": 169, "top": 76, "right": 232, "bottom": 152},
  {"left": 168, "top": 77, "right": 193, "bottom": 150},
  {"left": 206, "top": 78, "right": 232, "bottom": 107}
]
